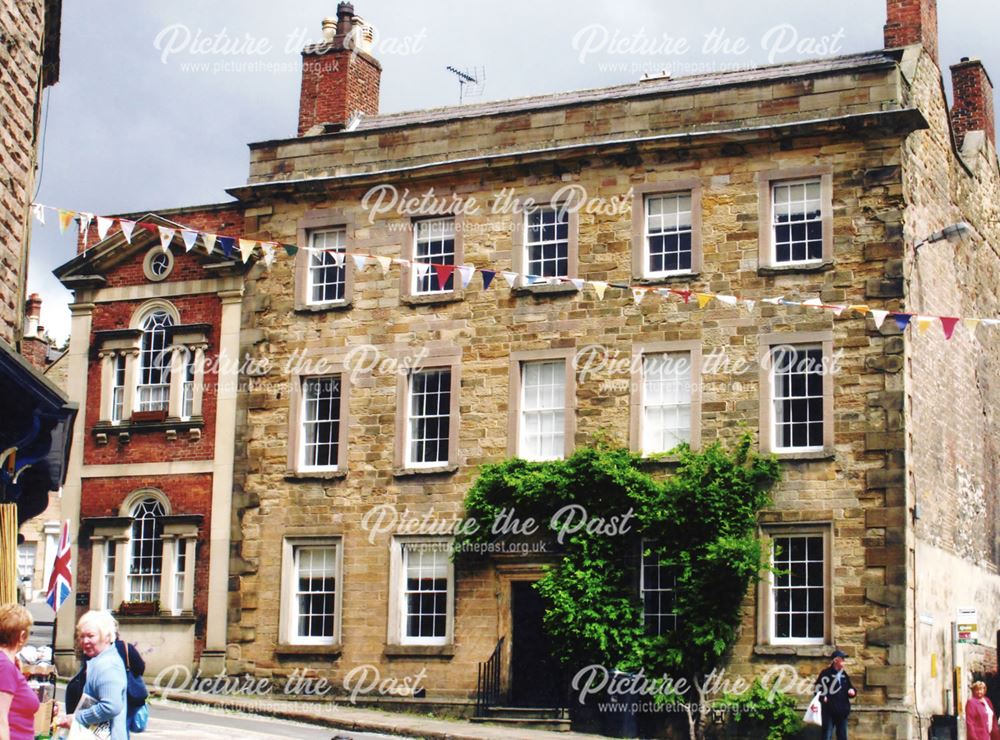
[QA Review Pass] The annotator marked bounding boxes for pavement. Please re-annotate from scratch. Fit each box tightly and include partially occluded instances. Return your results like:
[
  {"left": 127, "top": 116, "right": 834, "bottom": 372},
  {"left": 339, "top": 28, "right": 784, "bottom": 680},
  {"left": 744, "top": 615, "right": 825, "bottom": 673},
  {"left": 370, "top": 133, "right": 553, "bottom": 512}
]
[{"left": 151, "top": 689, "right": 609, "bottom": 739}]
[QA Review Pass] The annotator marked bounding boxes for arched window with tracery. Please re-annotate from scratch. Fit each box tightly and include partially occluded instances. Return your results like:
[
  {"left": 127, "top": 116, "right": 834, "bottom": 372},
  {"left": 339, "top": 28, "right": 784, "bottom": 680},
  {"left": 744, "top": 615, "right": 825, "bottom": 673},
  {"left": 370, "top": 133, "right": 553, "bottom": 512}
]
[
  {"left": 127, "top": 497, "right": 165, "bottom": 602},
  {"left": 136, "top": 310, "right": 174, "bottom": 412}
]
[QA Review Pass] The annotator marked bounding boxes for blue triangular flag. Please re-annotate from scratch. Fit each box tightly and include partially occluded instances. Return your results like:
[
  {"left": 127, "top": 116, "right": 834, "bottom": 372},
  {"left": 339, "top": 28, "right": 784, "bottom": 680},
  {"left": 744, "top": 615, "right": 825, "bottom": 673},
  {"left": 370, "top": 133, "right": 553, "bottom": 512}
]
[
  {"left": 218, "top": 236, "right": 235, "bottom": 258},
  {"left": 481, "top": 270, "right": 496, "bottom": 290},
  {"left": 893, "top": 314, "right": 912, "bottom": 332}
]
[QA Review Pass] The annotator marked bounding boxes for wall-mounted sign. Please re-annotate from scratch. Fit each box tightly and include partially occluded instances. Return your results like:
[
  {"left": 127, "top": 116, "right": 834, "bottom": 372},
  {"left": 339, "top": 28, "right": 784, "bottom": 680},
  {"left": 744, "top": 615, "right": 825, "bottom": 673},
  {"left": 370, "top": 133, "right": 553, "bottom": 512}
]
[{"left": 958, "top": 608, "right": 978, "bottom": 644}]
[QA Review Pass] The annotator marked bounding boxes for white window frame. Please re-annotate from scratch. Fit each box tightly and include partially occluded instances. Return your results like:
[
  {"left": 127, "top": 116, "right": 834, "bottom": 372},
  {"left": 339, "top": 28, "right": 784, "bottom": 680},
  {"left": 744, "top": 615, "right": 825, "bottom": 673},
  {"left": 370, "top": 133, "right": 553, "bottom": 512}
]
[
  {"left": 640, "top": 351, "right": 693, "bottom": 454},
  {"left": 103, "top": 540, "right": 117, "bottom": 611},
  {"left": 307, "top": 228, "right": 348, "bottom": 306},
  {"left": 110, "top": 355, "right": 126, "bottom": 425},
  {"left": 405, "top": 368, "right": 453, "bottom": 468},
  {"left": 765, "top": 529, "right": 830, "bottom": 646},
  {"left": 770, "top": 344, "right": 825, "bottom": 453},
  {"left": 280, "top": 537, "right": 343, "bottom": 646},
  {"left": 524, "top": 206, "right": 570, "bottom": 279},
  {"left": 389, "top": 537, "right": 454, "bottom": 647},
  {"left": 640, "top": 541, "right": 678, "bottom": 636},
  {"left": 125, "top": 498, "right": 165, "bottom": 603},
  {"left": 644, "top": 192, "right": 694, "bottom": 277},
  {"left": 770, "top": 177, "right": 824, "bottom": 266},
  {"left": 519, "top": 359, "right": 567, "bottom": 461},
  {"left": 135, "top": 310, "right": 173, "bottom": 413},
  {"left": 299, "top": 375, "right": 343, "bottom": 472},
  {"left": 412, "top": 218, "right": 456, "bottom": 295}
]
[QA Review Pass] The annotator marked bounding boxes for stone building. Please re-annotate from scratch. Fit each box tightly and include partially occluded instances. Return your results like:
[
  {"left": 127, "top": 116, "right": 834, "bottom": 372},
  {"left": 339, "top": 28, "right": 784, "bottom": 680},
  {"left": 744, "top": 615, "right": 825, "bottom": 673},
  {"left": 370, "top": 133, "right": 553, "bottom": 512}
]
[
  {"left": 55, "top": 0, "right": 1000, "bottom": 735},
  {"left": 0, "top": 0, "right": 75, "bottom": 604}
]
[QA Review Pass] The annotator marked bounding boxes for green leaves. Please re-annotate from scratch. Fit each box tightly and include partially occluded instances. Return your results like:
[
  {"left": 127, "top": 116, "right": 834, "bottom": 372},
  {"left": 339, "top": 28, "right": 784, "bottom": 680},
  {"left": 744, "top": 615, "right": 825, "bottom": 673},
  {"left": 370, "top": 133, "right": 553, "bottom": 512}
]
[{"left": 459, "top": 435, "right": 782, "bottom": 725}]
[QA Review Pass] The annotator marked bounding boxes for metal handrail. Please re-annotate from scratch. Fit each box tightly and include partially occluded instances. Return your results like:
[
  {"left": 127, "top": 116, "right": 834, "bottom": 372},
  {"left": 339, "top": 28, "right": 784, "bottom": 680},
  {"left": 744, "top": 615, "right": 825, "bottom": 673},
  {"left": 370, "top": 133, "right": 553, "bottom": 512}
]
[{"left": 475, "top": 636, "right": 504, "bottom": 716}]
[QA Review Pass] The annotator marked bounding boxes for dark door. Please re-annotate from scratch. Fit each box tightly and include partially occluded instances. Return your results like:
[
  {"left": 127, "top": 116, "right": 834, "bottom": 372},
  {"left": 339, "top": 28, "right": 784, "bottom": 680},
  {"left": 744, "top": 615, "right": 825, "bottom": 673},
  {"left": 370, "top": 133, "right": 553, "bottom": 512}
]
[{"left": 510, "top": 581, "right": 563, "bottom": 707}]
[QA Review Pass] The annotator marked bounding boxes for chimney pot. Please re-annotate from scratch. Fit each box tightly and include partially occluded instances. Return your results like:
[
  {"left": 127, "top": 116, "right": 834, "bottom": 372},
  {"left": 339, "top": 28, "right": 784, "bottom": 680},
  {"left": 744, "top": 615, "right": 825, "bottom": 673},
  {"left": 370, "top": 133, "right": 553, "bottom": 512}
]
[
  {"left": 321, "top": 18, "right": 337, "bottom": 42},
  {"left": 336, "top": 2, "right": 355, "bottom": 37}
]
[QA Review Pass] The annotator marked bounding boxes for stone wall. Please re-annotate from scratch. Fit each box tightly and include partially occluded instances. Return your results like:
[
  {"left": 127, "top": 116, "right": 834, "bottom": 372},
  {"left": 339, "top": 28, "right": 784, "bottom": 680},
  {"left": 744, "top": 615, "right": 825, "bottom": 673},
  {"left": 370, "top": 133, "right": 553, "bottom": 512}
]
[
  {"left": 0, "top": 0, "right": 46, "bottom": 345},
  {"left": 230, "top": 78, "right": 913, "bottom": 726},
  {"left": 901, "top": 46, "right": 1000, "bottom": 727}
]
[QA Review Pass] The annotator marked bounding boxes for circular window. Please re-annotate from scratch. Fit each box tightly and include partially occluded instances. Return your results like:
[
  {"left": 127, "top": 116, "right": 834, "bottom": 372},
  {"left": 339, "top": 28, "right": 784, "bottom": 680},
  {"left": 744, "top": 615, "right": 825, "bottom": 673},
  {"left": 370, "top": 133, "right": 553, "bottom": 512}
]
[{"left": 143, "top": 248, "right": 174, "bottom": 282}]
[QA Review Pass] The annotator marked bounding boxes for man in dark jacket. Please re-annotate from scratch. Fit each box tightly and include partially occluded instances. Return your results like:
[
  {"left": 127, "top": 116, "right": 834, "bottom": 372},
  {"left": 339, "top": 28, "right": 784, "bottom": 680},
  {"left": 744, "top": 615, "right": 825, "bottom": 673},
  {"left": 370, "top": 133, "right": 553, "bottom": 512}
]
[{"left": 816, "top": 649, "right": 856, "bottom": 740}]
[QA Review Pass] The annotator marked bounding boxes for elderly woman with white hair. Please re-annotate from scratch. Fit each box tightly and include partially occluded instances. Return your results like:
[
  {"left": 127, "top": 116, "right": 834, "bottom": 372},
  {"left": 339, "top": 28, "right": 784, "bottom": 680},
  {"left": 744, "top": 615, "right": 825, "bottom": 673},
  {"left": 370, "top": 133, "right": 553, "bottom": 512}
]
[{"left": 56, "top": 610, "right": 127, "bottom": 740}]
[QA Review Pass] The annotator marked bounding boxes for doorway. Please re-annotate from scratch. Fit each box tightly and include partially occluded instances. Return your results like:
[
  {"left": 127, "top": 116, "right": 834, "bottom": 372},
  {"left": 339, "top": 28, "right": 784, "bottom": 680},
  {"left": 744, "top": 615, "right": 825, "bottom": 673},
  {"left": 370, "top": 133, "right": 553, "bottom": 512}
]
[{"left": 509, "top": 580, "right": 564, "bottom": 707}]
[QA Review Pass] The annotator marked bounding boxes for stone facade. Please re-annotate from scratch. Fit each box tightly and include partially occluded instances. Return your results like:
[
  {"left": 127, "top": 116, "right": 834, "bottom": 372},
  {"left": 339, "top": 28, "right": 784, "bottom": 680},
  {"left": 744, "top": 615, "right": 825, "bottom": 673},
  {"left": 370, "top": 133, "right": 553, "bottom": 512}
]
[
  {"left": 0, "top": 0, "right": 58, "bottom": 345},
  {"left": 53, "top": 1, "right": 1000, "bottom": 736}
]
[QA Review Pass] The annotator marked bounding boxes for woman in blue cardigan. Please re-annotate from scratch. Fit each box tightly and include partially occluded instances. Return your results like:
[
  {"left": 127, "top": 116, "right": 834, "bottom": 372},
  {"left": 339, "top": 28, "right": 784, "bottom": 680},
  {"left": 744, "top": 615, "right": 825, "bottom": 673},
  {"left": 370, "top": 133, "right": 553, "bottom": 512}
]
[{"left": 56, "top": 611, "right": 127, "bottom": 740}]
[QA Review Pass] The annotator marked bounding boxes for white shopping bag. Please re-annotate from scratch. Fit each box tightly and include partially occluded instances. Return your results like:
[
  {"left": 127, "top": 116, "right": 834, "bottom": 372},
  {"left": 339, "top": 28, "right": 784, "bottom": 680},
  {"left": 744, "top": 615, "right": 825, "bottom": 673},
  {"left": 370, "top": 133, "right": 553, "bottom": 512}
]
[{"left": 803, "top": 693, "right": 823, "bottom": 726}]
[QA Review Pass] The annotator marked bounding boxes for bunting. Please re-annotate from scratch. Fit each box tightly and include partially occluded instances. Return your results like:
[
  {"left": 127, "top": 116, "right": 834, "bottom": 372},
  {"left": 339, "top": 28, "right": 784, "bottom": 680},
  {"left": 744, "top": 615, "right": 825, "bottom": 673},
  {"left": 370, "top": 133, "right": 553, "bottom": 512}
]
[{"left": 28, "top": 201, "right": 1000, "bottom": 341}]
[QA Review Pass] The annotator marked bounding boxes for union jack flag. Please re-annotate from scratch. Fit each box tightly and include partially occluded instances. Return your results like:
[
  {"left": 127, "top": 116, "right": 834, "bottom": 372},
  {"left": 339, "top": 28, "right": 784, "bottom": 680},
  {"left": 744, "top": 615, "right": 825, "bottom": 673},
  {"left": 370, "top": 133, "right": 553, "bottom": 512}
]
[{"left": 46, "top": 521, "right": 72, "bottom": 612}]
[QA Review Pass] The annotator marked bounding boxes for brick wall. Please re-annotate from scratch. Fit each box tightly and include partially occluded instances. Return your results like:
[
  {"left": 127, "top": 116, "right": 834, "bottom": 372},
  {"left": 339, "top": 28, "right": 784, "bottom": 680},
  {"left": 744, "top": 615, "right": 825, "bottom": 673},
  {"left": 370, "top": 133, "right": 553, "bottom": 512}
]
[
  {"left": 950, "top": 59, "right": 996, "bottom": 148},
  {"left": 0, "top": 0, "right": 46, "bottom": 345},
  {"left": 78, "top": 473, "right": 214, "bottom": 658},
  {"left": 298, "top": 48, "right": 381, "bottom": 135},
  {"left": 884, "top": 0, "right": 938, "bottom": 64}
]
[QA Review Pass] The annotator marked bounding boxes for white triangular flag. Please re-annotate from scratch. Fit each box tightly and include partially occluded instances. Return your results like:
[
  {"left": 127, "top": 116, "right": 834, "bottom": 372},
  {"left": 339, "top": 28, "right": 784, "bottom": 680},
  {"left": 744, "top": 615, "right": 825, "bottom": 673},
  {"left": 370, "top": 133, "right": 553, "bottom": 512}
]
[
  {"left": 261, "top": 242, "right": 276, "bottom": 269},
  {"left": 78, "top": 212, "right": 93, "bottom": 237},
  {"left": 119, "top": 219, "right": 136, "bottom": 243},
  {"left": 591, "top": 281, "right": 608, "bottom": 300},
  {"left": 716, "top": 295, "right": 738, "bottom": 307},
  {"left": 632, "top": 288, "right": 646, "bottom": 304},
  {"left": 501, "top": 271, "right": 519, "bottom": 288},
  {"left": 158, "top": 226, "right": 175, "bottom": 253},
  {"left": 351, "top": 253, "right": 368, "bottom": 271},
  {"left": 871, "top": 310, "right": 889, "bottom": 329},
  {"left": 331, "top": 250, "right": 345, "bottom": 267},
  {"left": 239, "top": 239, "right": 256, "bottom": 263},
  {"left": 30, "top": 204, "right": 45, "bottom": 224},
  {"left": 458, "top": 265, "right": 475, "bottom": 289},
  {"left": 414, "top": 262, "right": 431, "bottom": 279},
  {"left": 376, "top": 256, "right": 392, "bottom": 275},
  {"left": 202, "top": 233, "right": 217, "bottom": 255},
  {"left": 742, "top": 299, "right": 756, "bottom": 312},
  {"left": 570, "top": 279, "right": 584, "bottom": 291},
  {"left": 96, "top": 216, "right": 114, "bottom": 240},
  {"left": 982, "top": 319, "right": 1000, "bottom": 327},
  {"left": 803, "top": 298, "right": 823, "bottom": 307},
  {"left": 181, "top": 230, "right": 199, "bottom": 252}
]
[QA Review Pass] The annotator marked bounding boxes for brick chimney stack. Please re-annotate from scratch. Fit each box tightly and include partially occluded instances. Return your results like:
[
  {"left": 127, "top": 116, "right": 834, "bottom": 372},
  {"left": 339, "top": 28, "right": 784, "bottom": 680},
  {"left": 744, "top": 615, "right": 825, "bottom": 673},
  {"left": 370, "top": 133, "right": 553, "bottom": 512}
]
[
  {"left": 297, "top": 3, "right": 381, "bottom": 136},
  {"left": 21, "top": 293, "right": 50, "bottom": 371},
  {"left": 950, "top": 58, "right": 996, "bottom": 149},
  {"left": 884, "top": 0, "right": 938, "bottom": 65}
]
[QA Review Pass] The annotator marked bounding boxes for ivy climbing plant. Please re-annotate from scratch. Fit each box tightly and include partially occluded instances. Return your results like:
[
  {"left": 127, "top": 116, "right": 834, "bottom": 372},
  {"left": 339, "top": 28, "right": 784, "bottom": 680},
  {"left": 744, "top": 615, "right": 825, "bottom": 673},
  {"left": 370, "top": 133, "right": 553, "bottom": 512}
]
[{"left": 457, "top": 435, "right": 783, "bottom": 740}]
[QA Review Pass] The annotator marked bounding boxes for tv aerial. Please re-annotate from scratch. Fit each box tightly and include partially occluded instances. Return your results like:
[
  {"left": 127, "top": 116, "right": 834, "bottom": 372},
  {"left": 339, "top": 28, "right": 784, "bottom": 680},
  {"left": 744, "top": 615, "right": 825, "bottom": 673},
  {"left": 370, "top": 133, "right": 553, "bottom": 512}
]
[{"left": 446, "top": 65, "right": 485, "bottom": 104}]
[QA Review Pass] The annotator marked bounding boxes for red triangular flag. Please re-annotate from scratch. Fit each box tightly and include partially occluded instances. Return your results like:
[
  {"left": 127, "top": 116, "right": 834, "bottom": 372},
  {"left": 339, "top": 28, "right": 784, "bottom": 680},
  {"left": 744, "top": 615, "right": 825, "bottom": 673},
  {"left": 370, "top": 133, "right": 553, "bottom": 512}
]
[
  {"left": 433, "top": 263, "right": 457, "bottom": 289},
  {"left": 940, "top": 316, "right": 960, "bottom": 340}
]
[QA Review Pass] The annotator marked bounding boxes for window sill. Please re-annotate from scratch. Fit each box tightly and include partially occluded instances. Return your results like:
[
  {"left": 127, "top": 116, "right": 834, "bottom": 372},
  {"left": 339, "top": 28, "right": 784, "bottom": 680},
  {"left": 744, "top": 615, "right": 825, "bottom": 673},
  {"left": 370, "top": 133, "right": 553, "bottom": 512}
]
[
  {"left": 393, "top": 464, "right": 459, "bottom": 478},
  {"left": 400, "top": 292, "right": 464, "bottom": 307},
  {"left": 275, "top": 643, "right": 342, "bottom": 659},
  {"left": 285, "top": 470, "right": 347, "bottom": 482},
  {"left": 294, "top": 301, "right": 353, "bottom": 314},
  {"left": 770, "top": 449, "right": 836, "bottom": 462},
  {"left": 632, "top": 273, "right": 700, "bottom": 286},
  {"left": 758, "top": 260, "right": 834, "bottom": 276},
  {"left": 114, "top": 614, "right": 197, "bottom": 625},
  {"left": 511, "top": 282, "right": 580, "bottom": 297},
  {"left": 754, "top": 644, "right": 833, "bottom": 657},
  {"left": 383, "top": 644, "right": 455, "bottom": 659}
]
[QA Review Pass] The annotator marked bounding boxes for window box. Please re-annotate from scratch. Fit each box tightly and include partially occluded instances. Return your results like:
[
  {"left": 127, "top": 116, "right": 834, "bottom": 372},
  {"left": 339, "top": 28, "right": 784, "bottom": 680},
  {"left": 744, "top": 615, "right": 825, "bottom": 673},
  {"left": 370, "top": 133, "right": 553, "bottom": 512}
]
[
  {"left": 117, "top": 600, "right": 160, "bottom": 617},
  {"left": 130, "top": 410, "right": 167, "bottom": 424}
]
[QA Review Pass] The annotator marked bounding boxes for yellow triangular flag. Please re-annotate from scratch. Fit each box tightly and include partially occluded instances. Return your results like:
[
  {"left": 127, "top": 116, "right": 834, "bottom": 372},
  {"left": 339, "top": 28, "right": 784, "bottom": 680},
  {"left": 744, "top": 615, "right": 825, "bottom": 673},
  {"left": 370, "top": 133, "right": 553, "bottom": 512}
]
[
  {"left": 239, "top": 239, "right": 256, "bottom": 263},
  {"left": 848, "top": 305, "right": 870, "bottom": 316},
  {"left": 58, "top": 210, "right": 75, "bottom": 234},
  {"left": 203, "top": 233, "right": 217, "bottom": 255},
  {"left": 963, "top": 318, "right": 981, "bottom": 334},
  {"left": 916, "top": 316, "right": 933, "bottom": 334},
  {"left": 632, "top": 288, "right": 646, "bottom": 305},
  {"left": 591, "top": 281, "right": 607, "bottom": 300},
  {"left": 696, "top": 293, "right": 713, "bottom": 309}
]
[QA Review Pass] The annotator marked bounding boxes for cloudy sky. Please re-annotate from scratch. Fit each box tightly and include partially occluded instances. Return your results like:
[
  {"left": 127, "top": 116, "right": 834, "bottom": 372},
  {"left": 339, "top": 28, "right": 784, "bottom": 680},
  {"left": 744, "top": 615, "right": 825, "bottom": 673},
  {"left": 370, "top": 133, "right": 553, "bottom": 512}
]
[{"left": 28, "top": 0, "right": 998, "bottom": 342}]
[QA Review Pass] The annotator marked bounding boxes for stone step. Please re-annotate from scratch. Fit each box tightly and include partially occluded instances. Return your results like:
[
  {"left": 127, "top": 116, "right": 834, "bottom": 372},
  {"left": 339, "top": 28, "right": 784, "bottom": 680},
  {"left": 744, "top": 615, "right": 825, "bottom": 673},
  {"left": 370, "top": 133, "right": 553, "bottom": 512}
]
[{"left": 470, "top": 715, "right": 573, "bottom": 733}]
